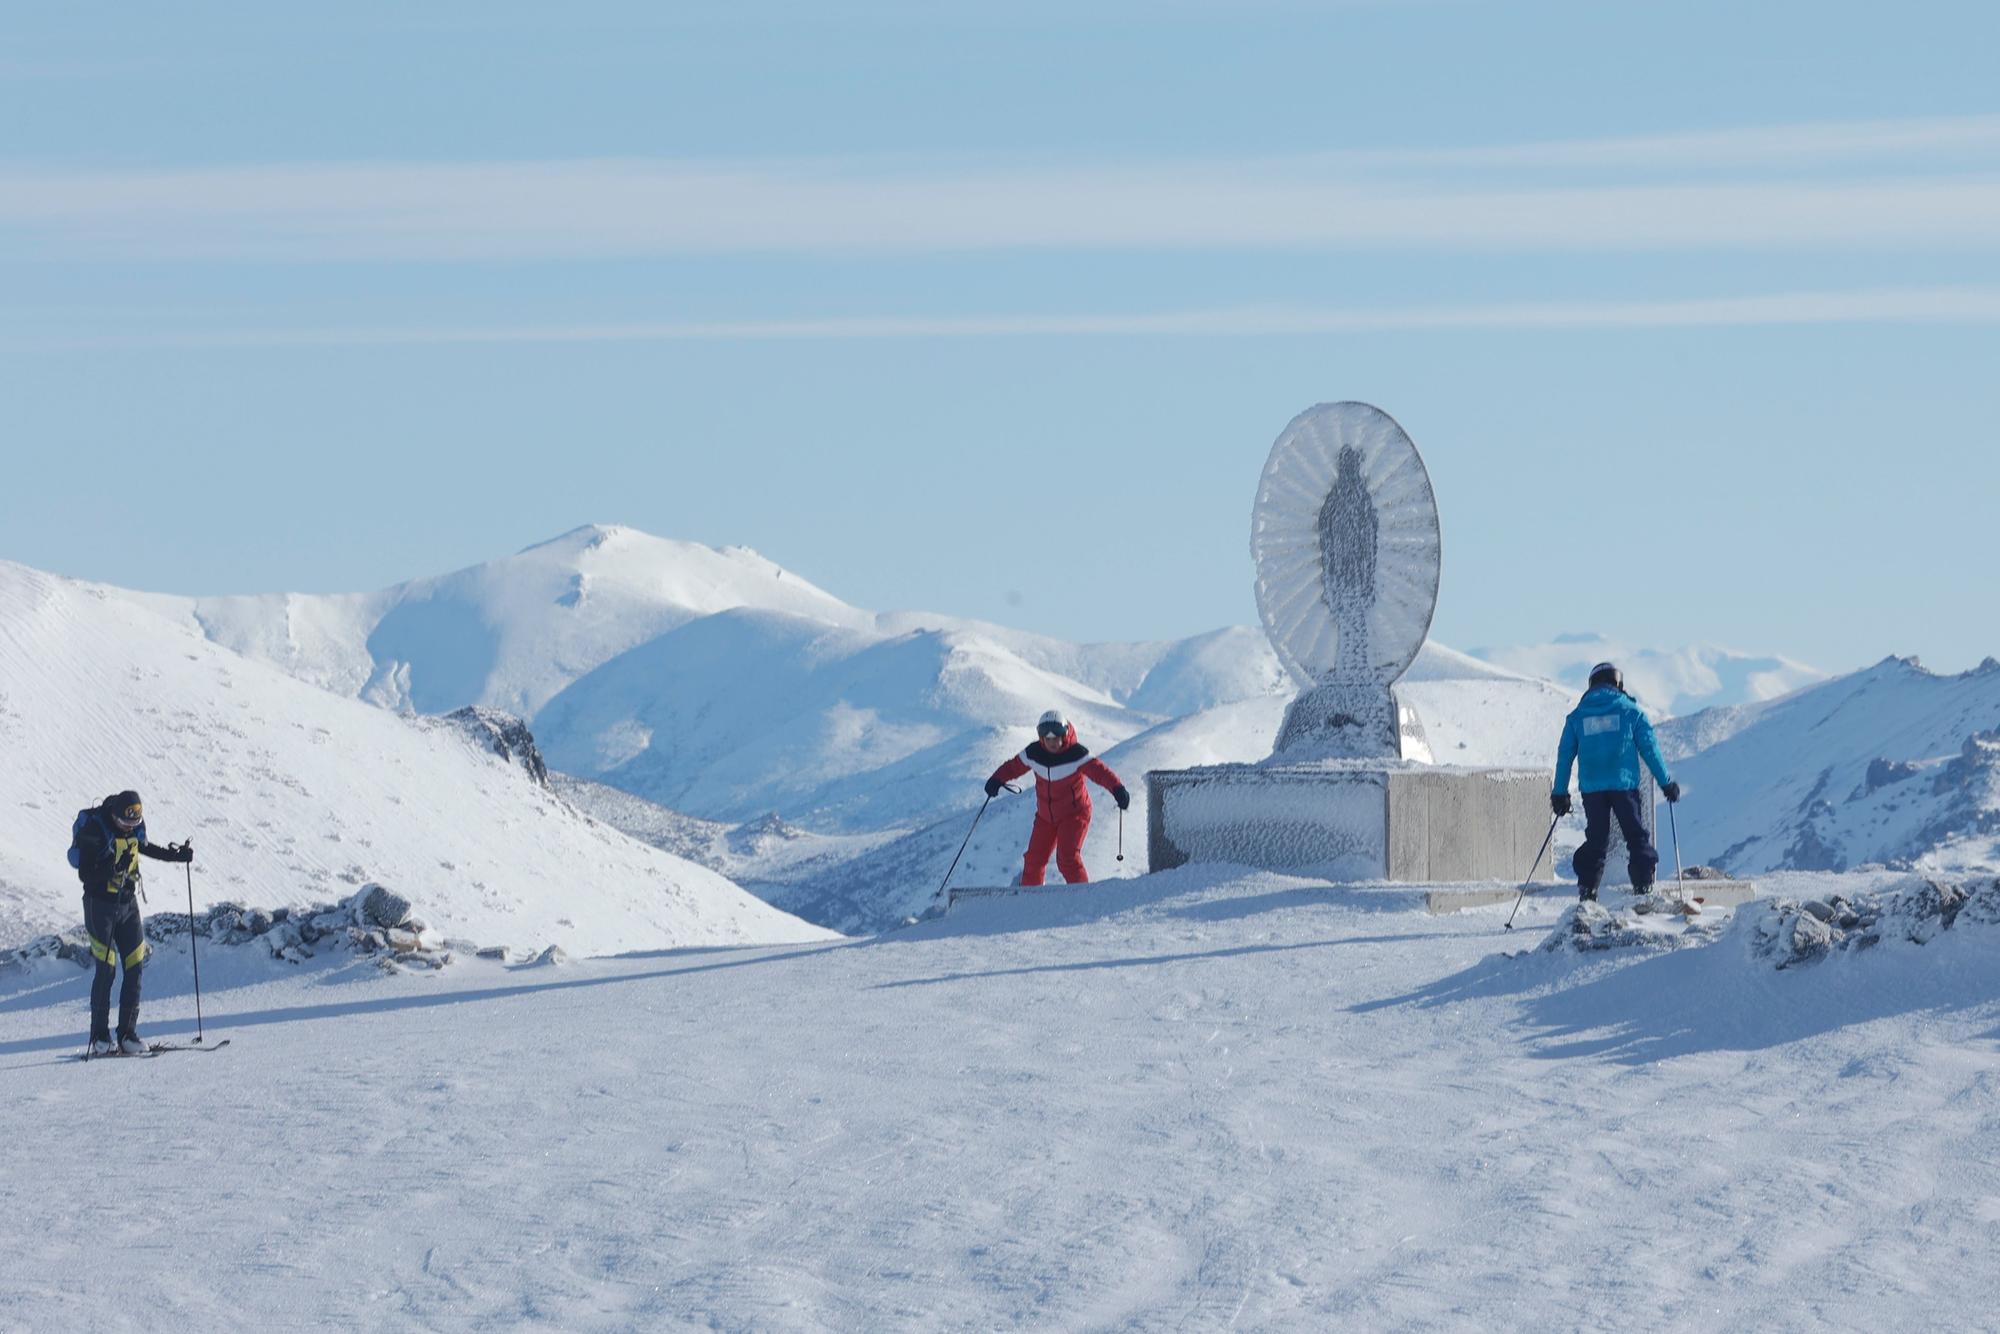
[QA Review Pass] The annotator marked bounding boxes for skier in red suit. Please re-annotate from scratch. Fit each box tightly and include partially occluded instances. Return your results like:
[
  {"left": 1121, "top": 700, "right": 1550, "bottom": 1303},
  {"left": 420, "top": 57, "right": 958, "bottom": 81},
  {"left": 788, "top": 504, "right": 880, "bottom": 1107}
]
[{"left": 985, "top": 710, "right": 1128, "bottom": 885}]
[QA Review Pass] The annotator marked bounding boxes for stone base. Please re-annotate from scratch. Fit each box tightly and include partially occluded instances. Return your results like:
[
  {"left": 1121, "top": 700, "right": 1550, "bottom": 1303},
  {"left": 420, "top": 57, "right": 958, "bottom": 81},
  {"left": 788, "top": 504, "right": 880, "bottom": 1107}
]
[{"left": 1147, "top": 761, "right": 1555, "bottom": 882}]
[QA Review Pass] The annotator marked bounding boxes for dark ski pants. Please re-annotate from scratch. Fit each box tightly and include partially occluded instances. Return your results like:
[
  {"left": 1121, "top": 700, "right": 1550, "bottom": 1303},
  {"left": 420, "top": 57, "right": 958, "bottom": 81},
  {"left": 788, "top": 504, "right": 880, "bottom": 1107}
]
[
  {"left": 83, "top": 894, "right": 147, "bottom": 1040},
  {"left": 1574, "top": 789, "right": 1658, "bottom": 893},
  {"left": 1021, "top": 812, "right": 1090, "bottom": 885}
]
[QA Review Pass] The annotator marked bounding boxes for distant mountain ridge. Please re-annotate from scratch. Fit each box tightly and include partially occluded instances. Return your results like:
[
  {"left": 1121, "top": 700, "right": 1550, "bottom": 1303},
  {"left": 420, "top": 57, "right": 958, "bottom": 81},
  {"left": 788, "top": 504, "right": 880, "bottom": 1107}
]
[
  {"left": 1469, "top": 631, "right": 1826, "bottom": 717},
  {"left": 1663, "top": 656, "right": 2000, "bottom": 875},
  {"left": 29, "top": 525, "right": 1996, "bottom": 931},
  {"left": 113, "top": 524, "right": 1407, "bottom": 833}
]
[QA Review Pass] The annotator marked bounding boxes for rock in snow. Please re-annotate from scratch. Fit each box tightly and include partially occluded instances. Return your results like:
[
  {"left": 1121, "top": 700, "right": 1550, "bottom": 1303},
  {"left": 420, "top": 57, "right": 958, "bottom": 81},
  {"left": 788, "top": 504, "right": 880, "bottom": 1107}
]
[{"left": 1743, "top": 874, "right": 2000, "bottom": 969}]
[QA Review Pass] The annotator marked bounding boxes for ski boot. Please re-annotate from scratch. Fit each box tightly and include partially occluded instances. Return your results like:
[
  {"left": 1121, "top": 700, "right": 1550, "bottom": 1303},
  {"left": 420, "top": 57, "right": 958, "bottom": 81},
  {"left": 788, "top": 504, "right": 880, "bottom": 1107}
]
[
  {"left": 116, "top": 1030, "right": 148, "bottom": 1057},
  {"left": 87, "top": 1034, "right": 116, "bottom": 1058}
]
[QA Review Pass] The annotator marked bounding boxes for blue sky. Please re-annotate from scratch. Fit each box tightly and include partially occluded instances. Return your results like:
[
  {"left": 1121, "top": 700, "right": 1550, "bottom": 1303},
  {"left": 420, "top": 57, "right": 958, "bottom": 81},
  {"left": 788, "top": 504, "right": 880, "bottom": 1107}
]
[{"left": 3, "top": 0, "right": 1997, "bottom": 676}]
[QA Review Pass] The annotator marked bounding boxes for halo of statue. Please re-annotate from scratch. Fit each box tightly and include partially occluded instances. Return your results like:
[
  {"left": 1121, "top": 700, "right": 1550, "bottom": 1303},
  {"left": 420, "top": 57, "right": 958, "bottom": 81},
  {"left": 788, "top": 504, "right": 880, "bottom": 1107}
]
[{"left": 1251, "top": 401, "right": 1441, "bottom": 690}]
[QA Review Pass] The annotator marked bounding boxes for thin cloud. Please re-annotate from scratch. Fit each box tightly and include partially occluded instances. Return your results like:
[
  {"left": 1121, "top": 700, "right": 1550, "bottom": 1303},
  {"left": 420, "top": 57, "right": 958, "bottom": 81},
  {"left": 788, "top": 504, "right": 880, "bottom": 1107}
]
[
  {"left": 29, "top": 286, "right": 2000, "bottom": 349},
  {"left": 1308, "top": 114, "right": 2000, "bottom": 171},
  {"left": 4, "top": 113, "right": 2000, "bottom": 261}
]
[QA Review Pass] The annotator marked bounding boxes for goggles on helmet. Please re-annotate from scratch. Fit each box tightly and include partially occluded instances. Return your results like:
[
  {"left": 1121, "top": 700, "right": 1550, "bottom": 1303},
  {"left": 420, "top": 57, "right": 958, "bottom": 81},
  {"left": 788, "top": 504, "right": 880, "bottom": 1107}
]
[{"left": 112, "top": 802, "right": 143, "bottom": 831}]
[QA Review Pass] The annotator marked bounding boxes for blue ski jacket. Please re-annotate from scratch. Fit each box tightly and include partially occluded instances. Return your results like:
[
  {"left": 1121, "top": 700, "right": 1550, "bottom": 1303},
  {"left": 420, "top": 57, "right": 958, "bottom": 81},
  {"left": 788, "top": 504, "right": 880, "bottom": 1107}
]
[{"left": 1553, "top": 686, "right": 1673, "bottom": 795}]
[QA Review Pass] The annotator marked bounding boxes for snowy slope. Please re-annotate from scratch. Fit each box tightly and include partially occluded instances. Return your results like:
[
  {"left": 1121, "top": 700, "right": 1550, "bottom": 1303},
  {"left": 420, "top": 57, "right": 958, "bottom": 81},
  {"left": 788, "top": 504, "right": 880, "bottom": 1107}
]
[
  {"left": 532, "top": 608, "right": 1166, "bottom": 830},
  {"left": 126, "top": 524, "right": 868, "bottom": 718},
  {"left": 0, "top": 562, "right": 833, "bottom": 953},
  {"left": 2, "top": 865, "right": 1995, "bottom": 1328},
  {"left": 1666, "top": 656, "right": 2000, "bottom": 874},
  {"left": 550, "top": 773, "right": 903, "bottom": 891},
  {"left": 1470, "top": 630, "right": 1826, "bottom": 717}
]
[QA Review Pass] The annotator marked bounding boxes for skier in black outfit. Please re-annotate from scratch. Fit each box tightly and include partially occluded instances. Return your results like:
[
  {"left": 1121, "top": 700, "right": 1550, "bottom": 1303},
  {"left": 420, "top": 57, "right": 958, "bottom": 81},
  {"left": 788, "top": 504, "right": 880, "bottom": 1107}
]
[{"left": 73, "top": 790, "right": 192, "bottom": 1056}]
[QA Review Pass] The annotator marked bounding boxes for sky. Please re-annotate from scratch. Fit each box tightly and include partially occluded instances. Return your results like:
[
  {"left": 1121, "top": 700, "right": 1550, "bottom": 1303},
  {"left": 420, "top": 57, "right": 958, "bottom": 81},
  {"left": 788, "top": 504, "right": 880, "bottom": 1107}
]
[{"left": 3, "top": 0, "right": 1997, "bottom": 677}]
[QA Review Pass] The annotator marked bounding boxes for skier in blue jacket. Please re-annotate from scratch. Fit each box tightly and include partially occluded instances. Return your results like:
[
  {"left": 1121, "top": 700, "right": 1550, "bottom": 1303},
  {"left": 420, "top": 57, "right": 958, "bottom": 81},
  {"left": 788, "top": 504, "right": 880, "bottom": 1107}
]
[{"left": 1551, "top": 663, "right": 1681, "bottom": 900}]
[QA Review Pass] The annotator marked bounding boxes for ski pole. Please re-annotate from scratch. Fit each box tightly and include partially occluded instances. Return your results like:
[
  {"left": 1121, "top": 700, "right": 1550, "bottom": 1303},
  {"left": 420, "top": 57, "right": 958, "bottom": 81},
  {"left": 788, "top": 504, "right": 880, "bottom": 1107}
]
[
  {"left": 1668, "top": 800, "right": 1688, "bottom": 913},
  {"left": 935, "top": 795, "right": 993, "bottom": 905},
  {"left": 184, "top": 859, "right": 205, "bottom": 1044},
  {"left": 1116, "top": 807, "right": 1124, "bottom": 863},
  {"left": 1502, "top": 813, "right": 1564, "bottom": 932}
]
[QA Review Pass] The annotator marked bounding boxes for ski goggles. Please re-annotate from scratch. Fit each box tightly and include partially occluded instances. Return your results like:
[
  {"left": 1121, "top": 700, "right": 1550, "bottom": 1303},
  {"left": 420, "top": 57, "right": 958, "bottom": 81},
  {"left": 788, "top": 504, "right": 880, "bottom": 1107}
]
[
  {"left": 112, "top": 802, "right": 143, "bottom": 831},
  {"left": 1037, "top": 725, "right": 1066, "bottom": 743}
]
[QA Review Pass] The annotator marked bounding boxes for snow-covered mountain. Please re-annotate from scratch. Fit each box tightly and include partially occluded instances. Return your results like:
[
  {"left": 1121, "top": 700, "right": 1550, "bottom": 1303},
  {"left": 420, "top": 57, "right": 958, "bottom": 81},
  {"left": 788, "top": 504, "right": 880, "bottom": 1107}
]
[
  {"left": 0, "top": 562, "right": 833, "bottom": 953},
  {"left": 109, "top": 526, "right": 1296, "bottom": 830},
  {"left": 1664, "top": 656, "right": 2000, "bottom": 874},
  {"left": 1469, "top": 631, "right": 1826, "bottom": 717},
  {"left": 130, "top": 524, "right": 1576, "bottom": 840},
  {"left": 125, "top": 524, "right": 868, "bottom": 719}
]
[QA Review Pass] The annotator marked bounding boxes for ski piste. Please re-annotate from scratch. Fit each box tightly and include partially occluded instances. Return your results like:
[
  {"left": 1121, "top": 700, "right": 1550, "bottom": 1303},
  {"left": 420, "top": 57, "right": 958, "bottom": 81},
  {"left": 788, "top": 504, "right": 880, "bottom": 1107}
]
[{"left": 77, "top": 1038, "right": 231, "bottom": 1062}]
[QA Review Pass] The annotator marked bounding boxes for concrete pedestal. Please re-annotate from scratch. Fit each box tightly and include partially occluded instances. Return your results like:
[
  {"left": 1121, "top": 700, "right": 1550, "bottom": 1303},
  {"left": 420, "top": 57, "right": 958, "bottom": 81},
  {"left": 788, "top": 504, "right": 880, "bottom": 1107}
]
[{"left": 1146, "top": 761, "right": 1555, "bottom": 882}]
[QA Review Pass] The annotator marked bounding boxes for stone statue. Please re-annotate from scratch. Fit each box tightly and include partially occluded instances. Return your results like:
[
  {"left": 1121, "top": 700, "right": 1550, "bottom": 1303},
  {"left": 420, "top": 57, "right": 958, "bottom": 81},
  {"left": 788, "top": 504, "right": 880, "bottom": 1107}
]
[{"left": 1251, "top": 403, "right": 1440, "bottom": 761}]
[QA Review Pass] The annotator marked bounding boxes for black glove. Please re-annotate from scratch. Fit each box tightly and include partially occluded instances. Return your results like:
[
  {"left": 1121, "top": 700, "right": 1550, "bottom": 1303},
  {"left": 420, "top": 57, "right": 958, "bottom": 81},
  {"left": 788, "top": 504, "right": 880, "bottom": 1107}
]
[
  {"left": 1550, "top": 792, "right": 1572, "bottom": 817},
  {"left": 174, "top": 841, "right": 194, "bottom": 863},
  {"left": 1662, "top": 782, "right": 1681, "bottom": 804},
  {"left": 1111, "top": 784, "right": 1130, "bottom": 811},
  {"left": 983, "top": 777, "right": 1002, "bottom": 799}
]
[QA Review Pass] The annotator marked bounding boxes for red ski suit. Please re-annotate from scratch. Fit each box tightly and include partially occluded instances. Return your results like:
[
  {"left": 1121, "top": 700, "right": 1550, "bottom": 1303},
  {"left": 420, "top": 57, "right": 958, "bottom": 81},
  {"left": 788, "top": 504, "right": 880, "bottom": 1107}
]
[{"left": 988, "top": 722, "right": 1123, "bottom": 885}]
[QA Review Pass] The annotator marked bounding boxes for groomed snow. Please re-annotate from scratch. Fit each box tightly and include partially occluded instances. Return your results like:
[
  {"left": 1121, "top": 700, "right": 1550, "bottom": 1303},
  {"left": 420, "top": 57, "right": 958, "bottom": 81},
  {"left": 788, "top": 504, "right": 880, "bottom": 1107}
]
[{"left": 2, "top": 866, "right": 1994, "bottom": 1329}]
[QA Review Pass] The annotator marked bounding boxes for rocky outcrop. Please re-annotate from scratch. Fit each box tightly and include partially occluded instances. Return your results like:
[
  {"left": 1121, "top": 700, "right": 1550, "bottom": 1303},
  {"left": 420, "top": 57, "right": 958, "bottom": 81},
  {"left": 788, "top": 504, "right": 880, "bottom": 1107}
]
[
  {"left": 1536, "top": 900, "right": 1718, "bottom": 954},
  {"left": 1744, "top": 874, "right": 2000, "bottom": 969},
  {"left": 441, "top": 706, "right": 550, "bottom": 787},
  {"left": 2, "top": 884, "right": 457, "bottom": 973}
]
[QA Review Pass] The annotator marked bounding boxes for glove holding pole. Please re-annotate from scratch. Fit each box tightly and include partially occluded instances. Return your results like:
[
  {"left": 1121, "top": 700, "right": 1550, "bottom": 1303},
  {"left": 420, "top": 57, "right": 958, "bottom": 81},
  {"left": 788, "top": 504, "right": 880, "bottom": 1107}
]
[{"left": 1111, "top": 784, "right": 1129, "bottom": 862}]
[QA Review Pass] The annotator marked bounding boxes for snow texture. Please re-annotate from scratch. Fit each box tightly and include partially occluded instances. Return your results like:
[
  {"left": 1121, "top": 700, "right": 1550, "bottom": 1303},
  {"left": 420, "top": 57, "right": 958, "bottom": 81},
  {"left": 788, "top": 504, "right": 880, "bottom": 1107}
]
[{"left": 2, "top": 863, "right": 1995, "bottom": 1329}]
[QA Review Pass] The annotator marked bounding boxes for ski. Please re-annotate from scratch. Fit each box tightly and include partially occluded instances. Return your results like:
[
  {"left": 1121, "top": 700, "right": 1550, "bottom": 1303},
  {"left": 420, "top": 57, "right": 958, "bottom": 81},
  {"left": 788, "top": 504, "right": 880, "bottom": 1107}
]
[
  {"left": 148, "top": 1039, "right": 231, "bottom": 1054},
  {"left": 77, "top": 1038, "right": 230, "bottom": 1062}
]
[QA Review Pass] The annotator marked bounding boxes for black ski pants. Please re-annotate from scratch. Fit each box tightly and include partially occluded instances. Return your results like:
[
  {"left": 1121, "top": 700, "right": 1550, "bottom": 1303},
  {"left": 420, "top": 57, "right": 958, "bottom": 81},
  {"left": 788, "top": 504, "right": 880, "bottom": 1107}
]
[
  {"left": 1573, "top": 789, "right": 1658, "bottom": 893},
  {"left": 83, "top": 894, "right": 147, "bottom": 1040}
]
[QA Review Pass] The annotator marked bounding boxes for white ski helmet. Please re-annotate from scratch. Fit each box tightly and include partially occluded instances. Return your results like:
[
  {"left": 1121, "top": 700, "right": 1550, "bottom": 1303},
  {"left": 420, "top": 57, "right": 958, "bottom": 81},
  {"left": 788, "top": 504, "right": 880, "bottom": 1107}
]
[{"left": 1036, "top": 709, "right": 1069, "bottom": 741}]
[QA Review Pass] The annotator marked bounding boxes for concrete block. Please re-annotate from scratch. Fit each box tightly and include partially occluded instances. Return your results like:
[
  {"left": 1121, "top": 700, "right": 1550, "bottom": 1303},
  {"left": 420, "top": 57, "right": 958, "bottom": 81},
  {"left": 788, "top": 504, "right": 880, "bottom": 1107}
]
[
  {"left": 1424, "top": 886, "right": 1524, "bottom": 914},
  {"left": 1147, "top": 761, "right": 1554, "bottom": 883}
]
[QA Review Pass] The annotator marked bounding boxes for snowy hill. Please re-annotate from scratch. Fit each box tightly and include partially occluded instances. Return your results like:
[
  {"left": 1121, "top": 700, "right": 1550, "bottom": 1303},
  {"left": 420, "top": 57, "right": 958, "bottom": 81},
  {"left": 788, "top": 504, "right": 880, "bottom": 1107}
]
[
  {"left": 3, "top": 863, "right": 1996, "bottom": 1327},
  {"left": 0, "top": 562, "right": 833, "bottom": 953},
  {"left": 1665, "top": 655, "right": 2000, "bottom": 874},
  {"left": 1469, "top": 631, "right": 1826, "bottom": 717},
  {"left": 126, "top": 524, "right": 868, "bottom": 719}
]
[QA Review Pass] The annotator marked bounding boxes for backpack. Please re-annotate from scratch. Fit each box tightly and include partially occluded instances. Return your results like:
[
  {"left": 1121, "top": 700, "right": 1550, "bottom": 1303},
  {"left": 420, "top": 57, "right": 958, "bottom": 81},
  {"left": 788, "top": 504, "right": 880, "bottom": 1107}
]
[{"left": 67, "top": 807, "right": 96, "bottom": 870}]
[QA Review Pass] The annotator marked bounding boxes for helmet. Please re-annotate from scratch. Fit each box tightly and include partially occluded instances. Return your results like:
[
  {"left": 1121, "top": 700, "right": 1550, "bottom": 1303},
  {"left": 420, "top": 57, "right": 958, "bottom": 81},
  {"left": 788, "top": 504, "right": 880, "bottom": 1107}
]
[
  {"left": 1587, "top": 662, "right": 1624, "bottom": 692},
  {"left": 106, "top": 790, "right": 143, "bottom": 832},
  {"left": 1036, "top": 710, "right": 1069, "bottom": 743}
]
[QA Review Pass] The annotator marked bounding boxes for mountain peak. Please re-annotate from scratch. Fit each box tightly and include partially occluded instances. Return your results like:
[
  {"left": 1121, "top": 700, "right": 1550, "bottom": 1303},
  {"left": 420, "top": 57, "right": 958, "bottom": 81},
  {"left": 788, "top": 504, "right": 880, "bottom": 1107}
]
[{"left": 517, "top": 523, "right": 637, "bottom": 556}]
